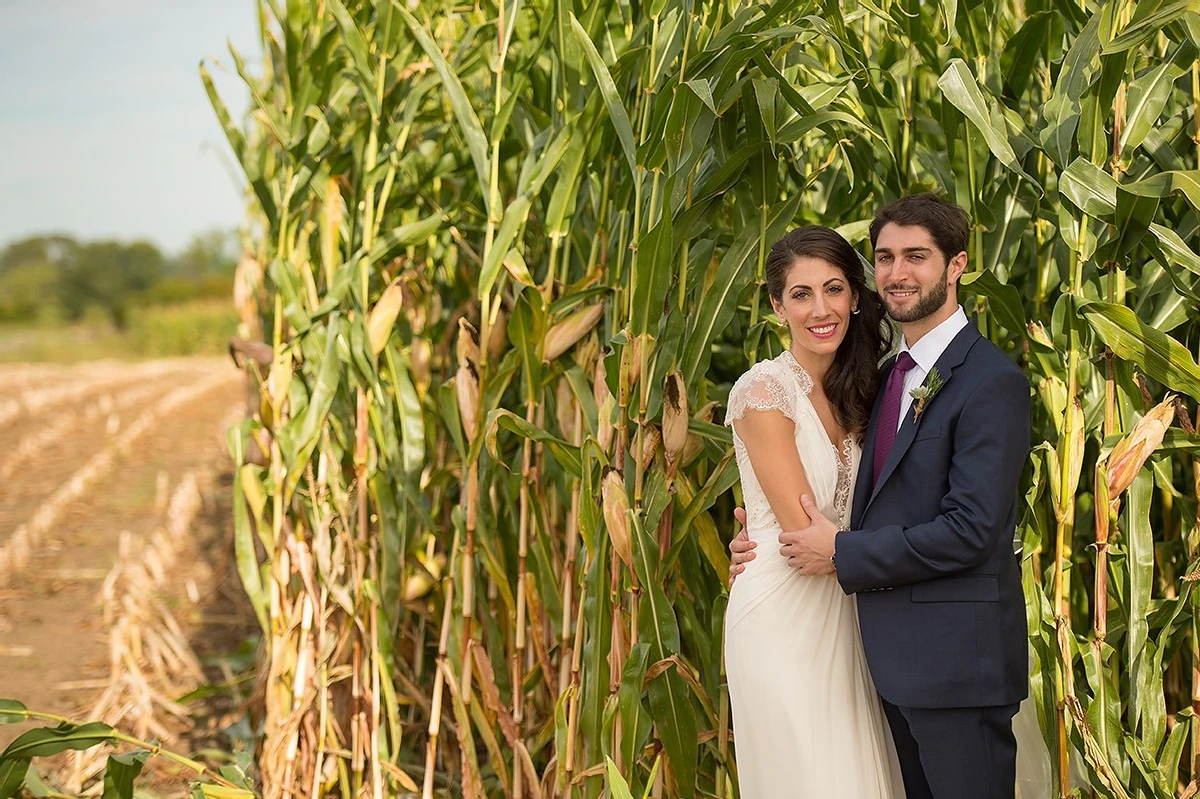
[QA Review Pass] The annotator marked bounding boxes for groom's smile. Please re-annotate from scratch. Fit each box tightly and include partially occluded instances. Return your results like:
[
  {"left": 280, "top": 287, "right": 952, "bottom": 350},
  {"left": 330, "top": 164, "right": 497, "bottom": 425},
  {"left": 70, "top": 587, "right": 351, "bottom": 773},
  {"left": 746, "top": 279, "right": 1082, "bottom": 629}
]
[{"left": 872, "top": 222, "right": 966, "bottom": 337}]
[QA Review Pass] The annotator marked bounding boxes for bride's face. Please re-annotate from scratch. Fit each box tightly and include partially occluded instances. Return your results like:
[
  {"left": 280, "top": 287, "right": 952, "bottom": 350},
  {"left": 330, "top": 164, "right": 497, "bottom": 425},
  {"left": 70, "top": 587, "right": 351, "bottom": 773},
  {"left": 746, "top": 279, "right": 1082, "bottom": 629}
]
[{"left": 771, "top": 256, "right": 857, "bottom": 361}]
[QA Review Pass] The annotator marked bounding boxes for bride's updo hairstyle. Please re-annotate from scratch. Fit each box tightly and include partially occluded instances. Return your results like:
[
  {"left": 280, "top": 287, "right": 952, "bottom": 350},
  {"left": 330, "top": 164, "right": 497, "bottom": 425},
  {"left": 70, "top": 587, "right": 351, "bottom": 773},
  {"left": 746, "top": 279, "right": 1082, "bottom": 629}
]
[{"left": 764, "top": 226, "right": 893, "bottom": 439}]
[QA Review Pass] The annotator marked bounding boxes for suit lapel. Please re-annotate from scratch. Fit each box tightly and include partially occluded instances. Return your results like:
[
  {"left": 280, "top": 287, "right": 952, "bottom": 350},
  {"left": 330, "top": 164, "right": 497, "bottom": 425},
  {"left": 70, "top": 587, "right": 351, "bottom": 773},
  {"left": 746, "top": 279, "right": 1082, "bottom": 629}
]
[
  {"left": 864, "top": 324, "right": 982, "bottom": 512},
  {"left": 852, "top": 358, "right": 892, "bottom": 529}
]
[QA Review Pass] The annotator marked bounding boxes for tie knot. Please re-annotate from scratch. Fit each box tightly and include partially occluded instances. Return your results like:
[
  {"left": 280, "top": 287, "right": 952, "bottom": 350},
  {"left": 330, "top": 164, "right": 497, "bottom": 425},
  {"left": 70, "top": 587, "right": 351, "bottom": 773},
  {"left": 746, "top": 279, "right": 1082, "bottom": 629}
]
[{"left": 894, "top": 351, "right": 917, "bottom": 373}]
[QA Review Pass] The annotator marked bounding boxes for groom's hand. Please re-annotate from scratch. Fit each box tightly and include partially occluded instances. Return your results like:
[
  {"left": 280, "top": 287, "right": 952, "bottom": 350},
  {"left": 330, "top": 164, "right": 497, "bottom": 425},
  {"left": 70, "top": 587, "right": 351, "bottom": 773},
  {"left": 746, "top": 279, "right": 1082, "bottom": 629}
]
[
  {"left": 728, "top": 507, "right": 756, "bottom": 586},
  {"left": 778, "top": 494, "right": 838, "bottom": 575}
]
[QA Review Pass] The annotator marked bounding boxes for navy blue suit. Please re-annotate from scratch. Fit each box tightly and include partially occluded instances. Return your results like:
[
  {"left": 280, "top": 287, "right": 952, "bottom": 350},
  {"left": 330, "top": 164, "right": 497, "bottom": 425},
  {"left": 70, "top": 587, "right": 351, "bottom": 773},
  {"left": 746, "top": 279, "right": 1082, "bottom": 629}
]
[{"left": 834, "top": 323, "right": 1030, "bottom": 798}]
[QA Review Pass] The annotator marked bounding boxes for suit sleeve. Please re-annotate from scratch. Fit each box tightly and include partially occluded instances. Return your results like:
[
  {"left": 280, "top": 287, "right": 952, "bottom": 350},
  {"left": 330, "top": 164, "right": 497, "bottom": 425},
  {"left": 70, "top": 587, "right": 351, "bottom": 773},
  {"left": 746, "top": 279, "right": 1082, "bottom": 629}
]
[{"left": 835, "top": 367, "right": 1031, "bottom": 594}]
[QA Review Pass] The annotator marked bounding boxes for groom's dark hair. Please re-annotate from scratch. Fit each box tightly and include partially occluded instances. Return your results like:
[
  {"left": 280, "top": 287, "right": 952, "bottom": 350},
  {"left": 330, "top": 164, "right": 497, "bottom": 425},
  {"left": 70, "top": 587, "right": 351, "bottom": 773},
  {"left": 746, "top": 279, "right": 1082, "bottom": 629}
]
[{"left": 869, "top": 193, "right": 970, "bottom": 262}]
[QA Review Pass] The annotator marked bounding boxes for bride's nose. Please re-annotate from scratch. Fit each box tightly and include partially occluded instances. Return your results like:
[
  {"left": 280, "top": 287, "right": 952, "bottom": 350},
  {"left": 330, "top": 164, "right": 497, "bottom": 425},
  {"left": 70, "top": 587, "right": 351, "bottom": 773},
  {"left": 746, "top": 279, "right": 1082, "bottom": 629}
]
[{"left": 811, "top": 293, "right": 830, "bottom": 318}]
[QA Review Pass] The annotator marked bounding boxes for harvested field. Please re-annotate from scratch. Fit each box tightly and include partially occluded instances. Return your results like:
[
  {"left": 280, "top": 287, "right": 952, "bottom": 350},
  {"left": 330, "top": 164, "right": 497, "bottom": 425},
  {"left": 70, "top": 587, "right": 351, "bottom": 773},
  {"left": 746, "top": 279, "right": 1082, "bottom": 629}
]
[{"left": 0, "top": 357, "right": 257, "bottom": 792}]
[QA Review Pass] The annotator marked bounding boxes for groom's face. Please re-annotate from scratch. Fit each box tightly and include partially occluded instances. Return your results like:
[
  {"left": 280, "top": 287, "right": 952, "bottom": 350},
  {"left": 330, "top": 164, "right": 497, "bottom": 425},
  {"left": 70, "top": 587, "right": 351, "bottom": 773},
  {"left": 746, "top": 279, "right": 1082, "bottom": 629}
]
[{"left": 872, "top": 223, "right": 966, "bottom": 324}]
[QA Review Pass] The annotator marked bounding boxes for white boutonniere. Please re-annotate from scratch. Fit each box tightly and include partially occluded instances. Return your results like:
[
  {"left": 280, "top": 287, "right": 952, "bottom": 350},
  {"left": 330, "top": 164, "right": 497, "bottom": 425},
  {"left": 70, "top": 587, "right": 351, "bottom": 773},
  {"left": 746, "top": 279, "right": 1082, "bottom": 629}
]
[{"left": 909, "top": 367, "right": 945, "bottom": 422}]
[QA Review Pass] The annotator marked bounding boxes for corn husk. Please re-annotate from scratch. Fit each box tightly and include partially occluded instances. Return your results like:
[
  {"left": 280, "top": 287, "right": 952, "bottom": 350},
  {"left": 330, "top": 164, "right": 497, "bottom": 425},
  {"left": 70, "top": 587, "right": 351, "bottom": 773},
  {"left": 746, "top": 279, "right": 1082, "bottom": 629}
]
[
  {"left": 367, "top": 278, "right": 405, "bottom": 357},
  {"left": 1051, "top": 398, "right": 1085, "bottom": 524},
  {"left": 488, "top": 306, "right": 509, "bottom": 361},
  {"left": 681, "top": 401, "right": 717, "bottom": 468},
  {"left": 1106, "top": 395, "right": 1175, "bottom": 499},
  {"left": 457, "top": 318, "right": 480, "bottom": 367},
  {"left": 619, "top": 334, "right": 643, "bottom": 406},
  {"left": 662, "top": 373, "right": 688, "bottom": 467},
  {"left": 456, "top": 363, "right": 480, "bottom": 443},
  {"left": 411, "top": 338, "right": 432, "bottom": 394},
  {"left": 601, "top": 468, "right": 633, "bottom": 569},
  {"left": 594, "top": 357, "right": 614, "bottom": 451},
  {"left": 543, "top": 302, "right": 605, "bottom": 362},
  {"left": 640, "top": 424, "right": 661, "bottom": 471}
]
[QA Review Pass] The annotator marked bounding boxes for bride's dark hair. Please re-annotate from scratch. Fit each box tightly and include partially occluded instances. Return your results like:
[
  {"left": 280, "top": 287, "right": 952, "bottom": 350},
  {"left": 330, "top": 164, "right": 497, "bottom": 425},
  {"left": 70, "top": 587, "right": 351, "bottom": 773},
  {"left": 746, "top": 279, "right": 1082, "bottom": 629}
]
[{"left": 765, "top": 226, "right": 893, "bottom": 439}]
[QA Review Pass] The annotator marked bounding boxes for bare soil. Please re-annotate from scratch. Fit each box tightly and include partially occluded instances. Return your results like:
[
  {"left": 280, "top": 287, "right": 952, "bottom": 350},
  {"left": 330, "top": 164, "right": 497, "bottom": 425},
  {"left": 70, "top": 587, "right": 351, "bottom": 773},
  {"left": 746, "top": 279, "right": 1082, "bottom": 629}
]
[{"left": 0, "top": 358, "right": 259, "bottom": 791}]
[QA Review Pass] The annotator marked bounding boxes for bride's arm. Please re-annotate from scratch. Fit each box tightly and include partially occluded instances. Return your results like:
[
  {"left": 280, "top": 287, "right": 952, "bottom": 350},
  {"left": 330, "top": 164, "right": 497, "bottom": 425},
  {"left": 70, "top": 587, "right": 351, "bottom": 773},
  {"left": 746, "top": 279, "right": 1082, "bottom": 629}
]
[{"left": 733, "top": 409, "right": 815, "bottom": 537}]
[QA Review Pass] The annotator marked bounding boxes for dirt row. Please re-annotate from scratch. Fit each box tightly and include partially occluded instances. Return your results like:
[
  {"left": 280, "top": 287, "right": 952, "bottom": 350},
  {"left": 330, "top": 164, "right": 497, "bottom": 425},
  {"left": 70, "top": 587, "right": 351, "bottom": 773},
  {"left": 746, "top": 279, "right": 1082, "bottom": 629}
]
[{"left": 0, "top": 358, "right": 257, "bottom": 770}]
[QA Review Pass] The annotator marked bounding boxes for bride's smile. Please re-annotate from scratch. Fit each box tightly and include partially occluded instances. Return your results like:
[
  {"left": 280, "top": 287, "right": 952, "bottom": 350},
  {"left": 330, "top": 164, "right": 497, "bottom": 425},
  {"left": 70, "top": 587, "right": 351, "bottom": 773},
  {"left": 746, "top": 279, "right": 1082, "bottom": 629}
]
[{"left": 769, "top": 255, "right": 858, "bottom": 374}]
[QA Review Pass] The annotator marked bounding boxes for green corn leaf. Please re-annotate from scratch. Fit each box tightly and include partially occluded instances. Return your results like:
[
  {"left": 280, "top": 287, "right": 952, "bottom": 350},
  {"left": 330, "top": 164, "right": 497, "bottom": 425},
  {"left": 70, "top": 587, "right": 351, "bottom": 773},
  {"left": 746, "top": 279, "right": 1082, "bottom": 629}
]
[
  {"left": 630, "top": 512, "right": 698, "bottom": 797},
  {"left": 284, "top": 315, "right": 344, "bottom": 502},
  {"left": 1080, "top": 300, "right": 1200, "bottom": 401},
  {"left": 630, "top": 211, "right": 674, "bottom": 337},
  {"left": 100, "top": 750, "right": 149, "bottom": 799},
  {"left": 1118, "top": 57, "right": 1187, "bottom": 157},
  {"left": 938, "top": 59, "right": 1038, "bottom": 186},
  {"left": 0, "top": 758, "right": 29, "bottom": 799},
  {"left": 1059, "top": 157, "right": 1118, "bottom": 216},
  {"left": 960, "top": 268, "right": 1027, "bottom": 336},
  {"left": 366, "top": 214, "right": 444, "bottom": 264},
  {"left": 1, "top": 723, "right": 116, "bottom": 759},
  {"left": 1121, "top": 170, "right": 1200, "bottom": 214},
  {"left": 1039, "top": 12, "right": 1102, "bottom": 167},
  {"left": 484, "top": 409, "right": 583, "bottom": 476},
  {"left": 617, "top": 643, "right": 653, "bottom": 780},
  {"left": 604, "top": 757, "right": 637, "bottom": 799},
  {"left": 570, "top": 13, "right": 638, "bottom": 178},
  {"left": 0, "top": 702, "right": 26, "bottom": 725},
  {"left": 1103, "top": 0, "right": 1196, "bottom": 53},
  {"left": 395, "top": 3, "right": 490, "bottom": 209},
  {"left": 1147, "top": 222, "right": 1200, "bottom": 277}
]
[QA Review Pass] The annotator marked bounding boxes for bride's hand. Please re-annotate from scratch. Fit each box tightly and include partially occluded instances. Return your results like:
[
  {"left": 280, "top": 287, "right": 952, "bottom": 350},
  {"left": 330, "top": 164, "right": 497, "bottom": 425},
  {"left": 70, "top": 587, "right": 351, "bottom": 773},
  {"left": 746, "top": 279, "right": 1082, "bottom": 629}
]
[{"left": 728, "top": 507, "right": 756, "bottom": 587}]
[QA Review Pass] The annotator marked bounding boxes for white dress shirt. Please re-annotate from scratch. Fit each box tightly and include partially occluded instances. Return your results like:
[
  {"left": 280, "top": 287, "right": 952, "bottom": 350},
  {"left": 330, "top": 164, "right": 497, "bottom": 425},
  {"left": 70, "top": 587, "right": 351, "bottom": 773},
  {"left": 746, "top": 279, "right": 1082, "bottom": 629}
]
[{"left": 894, "top": 306, "right": 969, "bottom": 430}]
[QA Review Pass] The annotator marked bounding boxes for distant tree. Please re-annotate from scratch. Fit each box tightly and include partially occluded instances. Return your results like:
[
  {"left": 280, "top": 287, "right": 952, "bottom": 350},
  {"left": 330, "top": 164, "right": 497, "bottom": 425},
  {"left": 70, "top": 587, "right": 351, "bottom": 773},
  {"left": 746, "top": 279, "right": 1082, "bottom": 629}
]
[
  {"left": 0, "top": 235, "right": 77, "bottom": 322},
  {"left": 60, "top": 240, "right": 166, "bottom": 327},
  {"left": 0, "top": 262, "right": 62, "bottom": 322},
  {"left": 0, "top": 234, "right": 78, "bottom": 274},
  {"left": 170, "top": 229, "right": 239, "bottom": 277},
  {"left": 0, "top": 230, "right": 238, "bottom": 326}
]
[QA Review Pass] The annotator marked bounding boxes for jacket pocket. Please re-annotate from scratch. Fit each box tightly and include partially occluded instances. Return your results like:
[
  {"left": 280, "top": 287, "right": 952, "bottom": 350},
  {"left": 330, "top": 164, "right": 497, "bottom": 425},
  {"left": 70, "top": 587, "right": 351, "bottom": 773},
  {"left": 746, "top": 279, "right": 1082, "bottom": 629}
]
[{"left": 910, "top": 574, "right": 999, "bottom": 603}]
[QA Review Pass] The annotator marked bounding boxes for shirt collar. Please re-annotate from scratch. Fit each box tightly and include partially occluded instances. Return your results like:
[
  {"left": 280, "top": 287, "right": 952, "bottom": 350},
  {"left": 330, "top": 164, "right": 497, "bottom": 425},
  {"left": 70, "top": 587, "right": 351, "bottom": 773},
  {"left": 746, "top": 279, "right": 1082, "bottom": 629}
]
[{"left": 898, "top": 306, "right": 969, "bottom": 373}]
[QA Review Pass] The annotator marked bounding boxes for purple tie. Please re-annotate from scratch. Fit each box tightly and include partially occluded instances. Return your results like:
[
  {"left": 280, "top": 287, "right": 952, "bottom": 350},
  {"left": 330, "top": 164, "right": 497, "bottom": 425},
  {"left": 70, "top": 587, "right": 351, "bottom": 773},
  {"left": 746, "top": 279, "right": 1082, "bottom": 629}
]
[{"left": 873, "top": 351, "right": 917, "bottom": 485}]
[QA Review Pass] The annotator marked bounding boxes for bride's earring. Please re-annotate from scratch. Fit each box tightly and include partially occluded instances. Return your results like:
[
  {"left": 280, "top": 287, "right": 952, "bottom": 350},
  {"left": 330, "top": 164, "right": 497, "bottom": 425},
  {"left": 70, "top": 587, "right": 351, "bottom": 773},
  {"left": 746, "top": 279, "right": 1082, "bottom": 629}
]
[{"left": 851, "top": 306, "right": 861, "bottom": 315}]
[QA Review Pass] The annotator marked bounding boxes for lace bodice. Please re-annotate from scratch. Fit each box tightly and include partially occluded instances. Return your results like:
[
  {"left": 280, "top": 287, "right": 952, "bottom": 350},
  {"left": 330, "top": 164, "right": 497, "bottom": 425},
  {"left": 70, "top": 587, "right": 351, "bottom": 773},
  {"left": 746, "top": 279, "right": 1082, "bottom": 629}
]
[{"left": 725, "top": 352, "right": 858, "bottom": 538}]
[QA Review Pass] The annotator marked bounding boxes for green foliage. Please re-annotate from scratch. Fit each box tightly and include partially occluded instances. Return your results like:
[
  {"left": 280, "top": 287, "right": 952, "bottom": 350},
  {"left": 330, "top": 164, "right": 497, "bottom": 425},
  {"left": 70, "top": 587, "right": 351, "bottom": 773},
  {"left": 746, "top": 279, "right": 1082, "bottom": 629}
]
[
  {"left": 0, "top": 230, "right": 238, "bottom": 329},
  {"left": 126, "top": 300, "right": 239, "bottom": 357},
  {"left": 209, "top": 0, "right": 1200, "bottom": 798},
  {"left": 0, "top": 701, "right": 247, "bottom": 799},
  {"left": 59, "top": 240, "right": 165, "bottom": 327}
]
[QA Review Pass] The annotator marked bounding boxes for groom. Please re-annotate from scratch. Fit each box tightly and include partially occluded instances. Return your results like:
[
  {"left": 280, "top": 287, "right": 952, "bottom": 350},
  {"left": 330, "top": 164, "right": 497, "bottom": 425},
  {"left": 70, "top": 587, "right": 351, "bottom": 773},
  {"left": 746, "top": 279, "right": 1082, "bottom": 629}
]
[{"left": 728, "top": 193, "right": 1030, "bottom": 799}]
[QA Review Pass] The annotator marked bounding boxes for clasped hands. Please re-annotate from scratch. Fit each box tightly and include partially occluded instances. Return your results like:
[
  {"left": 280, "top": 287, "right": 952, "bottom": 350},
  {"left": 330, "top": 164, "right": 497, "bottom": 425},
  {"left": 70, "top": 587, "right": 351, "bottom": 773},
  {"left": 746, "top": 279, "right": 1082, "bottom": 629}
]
[{"left": 728, "top": 494, "right": 838, "bottom": 586}]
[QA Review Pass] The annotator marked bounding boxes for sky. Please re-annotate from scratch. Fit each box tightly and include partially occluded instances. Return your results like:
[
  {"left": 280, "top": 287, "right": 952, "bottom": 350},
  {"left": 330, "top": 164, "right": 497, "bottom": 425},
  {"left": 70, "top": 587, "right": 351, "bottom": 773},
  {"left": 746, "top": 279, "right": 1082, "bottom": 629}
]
[{"left": 0, "top": 0, "right": 261, "bottom": 254}]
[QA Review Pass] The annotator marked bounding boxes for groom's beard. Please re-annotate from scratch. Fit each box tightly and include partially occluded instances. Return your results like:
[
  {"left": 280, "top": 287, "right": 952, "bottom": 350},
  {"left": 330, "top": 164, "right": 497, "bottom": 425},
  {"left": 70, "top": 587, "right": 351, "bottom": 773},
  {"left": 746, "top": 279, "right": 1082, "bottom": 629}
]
[{"left": 882, "top": 267, "right": 949, "bottom": 323}]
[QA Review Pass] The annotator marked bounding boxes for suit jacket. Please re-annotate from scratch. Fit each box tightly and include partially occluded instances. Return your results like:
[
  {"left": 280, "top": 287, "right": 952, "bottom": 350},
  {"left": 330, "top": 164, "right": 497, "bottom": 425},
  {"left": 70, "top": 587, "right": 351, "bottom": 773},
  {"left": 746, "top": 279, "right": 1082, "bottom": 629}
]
[{"left": 834, "top": 323, "right": 1030, "bottom": 709}]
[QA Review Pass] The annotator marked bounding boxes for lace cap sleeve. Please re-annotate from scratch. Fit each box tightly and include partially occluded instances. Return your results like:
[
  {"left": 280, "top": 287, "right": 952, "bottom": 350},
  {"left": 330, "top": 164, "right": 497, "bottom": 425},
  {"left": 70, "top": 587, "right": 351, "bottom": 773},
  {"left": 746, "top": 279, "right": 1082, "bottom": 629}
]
[{"left": 725, "top": 361, "right": 797, "bottom": 426}]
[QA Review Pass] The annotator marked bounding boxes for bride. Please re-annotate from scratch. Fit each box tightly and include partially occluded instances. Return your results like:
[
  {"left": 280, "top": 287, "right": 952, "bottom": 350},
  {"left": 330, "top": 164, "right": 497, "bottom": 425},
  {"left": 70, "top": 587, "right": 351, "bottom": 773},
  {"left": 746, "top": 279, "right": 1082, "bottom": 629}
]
[{"left": 723, "top": 225, "right": 903, "bottom": 797}]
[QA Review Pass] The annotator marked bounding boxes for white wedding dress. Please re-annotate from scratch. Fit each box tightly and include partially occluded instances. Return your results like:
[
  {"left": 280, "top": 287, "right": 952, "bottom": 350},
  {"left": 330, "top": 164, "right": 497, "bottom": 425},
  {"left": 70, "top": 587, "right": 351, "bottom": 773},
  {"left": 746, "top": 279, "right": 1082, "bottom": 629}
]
[{"left": 724, "top": 351, "right": 905, "bottom": 798}]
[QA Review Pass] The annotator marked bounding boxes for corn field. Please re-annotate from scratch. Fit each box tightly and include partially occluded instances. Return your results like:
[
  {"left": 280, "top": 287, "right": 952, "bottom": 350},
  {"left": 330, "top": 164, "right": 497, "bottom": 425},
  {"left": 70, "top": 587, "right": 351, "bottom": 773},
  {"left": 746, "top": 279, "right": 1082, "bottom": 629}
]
[{"left": 208, "top": 0, "right": 1200, "bottom": 797}]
